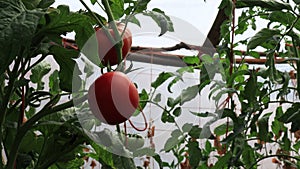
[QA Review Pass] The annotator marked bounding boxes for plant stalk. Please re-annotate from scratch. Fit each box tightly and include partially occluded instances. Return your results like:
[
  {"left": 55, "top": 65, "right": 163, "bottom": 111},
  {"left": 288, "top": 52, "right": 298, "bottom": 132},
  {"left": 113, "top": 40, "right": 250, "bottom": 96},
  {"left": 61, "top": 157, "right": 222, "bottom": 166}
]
[
  {"left": 292, "top": 38, "right": 300, "bottom": 98},
  {"left": 5, "top": 95, "right": 87, "bottom": 169},
  {"left": 0, "top": 57, "right": 22, "bottom": 168}
]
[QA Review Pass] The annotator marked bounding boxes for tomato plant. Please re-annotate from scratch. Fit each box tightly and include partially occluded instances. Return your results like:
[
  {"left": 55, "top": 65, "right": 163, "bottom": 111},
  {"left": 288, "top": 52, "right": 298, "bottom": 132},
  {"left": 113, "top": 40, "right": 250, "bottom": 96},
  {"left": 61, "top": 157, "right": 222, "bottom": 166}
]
[
  {"left": 0, "top": 0, "right": 173, "bottom": 168},
  {"left": 1, "top": 0, "right": 300, "bottom": 168},
  {"left": 95, "top": 23, "right": 132, "bottom": 66},
  {"left": 88, "top": 71, "right": 139, "bottom": 125}
]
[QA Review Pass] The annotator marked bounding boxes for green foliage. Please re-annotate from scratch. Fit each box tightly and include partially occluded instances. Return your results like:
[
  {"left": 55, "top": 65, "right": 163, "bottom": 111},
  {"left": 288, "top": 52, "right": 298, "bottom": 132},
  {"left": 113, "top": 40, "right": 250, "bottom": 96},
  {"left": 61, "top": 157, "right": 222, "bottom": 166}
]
[
  {"left": 0, "top": 0, "right": 44, "bottom": 75},
  {"left": 143, "top": 8, "right": 174, "bottom": 36},
  {"left": 247, "top": 28, "right": 281, "bottom": 50},
  {"left": 236, "top": 0, "right": 292, "bottom": 10},
  {"left": 1, "top": 0, "right": 300, "bottom": 168},
  {"left": 30, "top": 61, "right": 51, "bottom": 90}
]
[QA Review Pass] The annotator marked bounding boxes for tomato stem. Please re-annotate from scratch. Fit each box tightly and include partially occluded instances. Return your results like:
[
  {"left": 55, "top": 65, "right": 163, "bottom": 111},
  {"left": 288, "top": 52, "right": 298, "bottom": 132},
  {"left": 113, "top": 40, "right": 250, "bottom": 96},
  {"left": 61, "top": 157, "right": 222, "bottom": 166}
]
[
  {"left": 79, "top": 0, "right": 105, "bottom": 28},
  {"left": 292, "top": 38, "right": 300, "bottom": 97},
  {"left": 102, "top": 0, "right": 124, "bottom": 65},
  {"left": 18, "top": 86, "right": 25, "bottom": 128},
  {"left": 116, "top": 124, "right": 121, "bottom": 133}
]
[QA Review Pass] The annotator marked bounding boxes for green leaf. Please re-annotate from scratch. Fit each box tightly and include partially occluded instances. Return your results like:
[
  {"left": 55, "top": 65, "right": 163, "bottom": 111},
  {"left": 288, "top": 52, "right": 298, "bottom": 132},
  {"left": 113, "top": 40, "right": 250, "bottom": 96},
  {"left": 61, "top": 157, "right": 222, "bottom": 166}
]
[
  {"left": 271, "top": 120, "right": 285, "bottom": 139},
  {"left": 161, "top": 110, "right": 175, "bottom": 123},
  {"left": 235, "top": 11, "right": 249, "bottom": 35},
  {"left": 269, "top": 11, "right": 299, "bottom": 29},
  {"left": 133, "top": 147, "right": 155, "bottom": 157},
  {"left": 188, "top": 125, "right": 202, "bottom": 138},
  {"left": 221, "top": 108, "right": 238, "bottom": 122},
  {"left": 243, "top": 73, "right": 257, "bottom": 103},
  {"left": 183, "top": 56, "right": 200, "bottom": 65},
  {"left": 108, "top": 0, "right": 125, "bottom": 20},
  {"left": 37, "top": 0, "right": 55, "bottom": 8},
  {"left": 36, "top": 123, "right": 87, "bottom": 169},
  {"left": 190, "top": 111, "right": 212, "bottom": 118},
  {"left": 143, "top": 8, "right": 174, "bottom": 36},
  {"left": 172, "top": 107, "right": 181, "bottom": 117},
  {"left": 214, "top": 123, "right": 233, "bottom": 136},
  {"left": 14, "top": 78, "right": 30, "bottom": 88},
  {"left": 51, "top": 157, "right": 84, "bottom": 169},
  {"left": 49, "top": 70, "right": 61, "bottom": 95},
  {"left": 167, "top": 97, "right": 175, "bottom": 107},
  {"left": 212, "top": 152, "right": 231, "bottom": 169},
  {"left": 282, "top": 131, "right": 291, "bottom": 151},
  {"left": 167, "top": 76, "right": 181, "bottom": 93},
  {"left": 19, "top": 131, "right": 44, "bottom": 153},
  {"left": 30, "top": 61, "right": 51, "bottom": 90},
  {"left": 257, "top": 112, "right": 272, "bottom": 142},
  {"left": 236, "top": 0, "right": 292, "bottom": 11},
  {"left": 90, "top": 0, "right": 97, "bottom": 4},
  {"left": 279, "top": 103, "right": 300, "bottom": 123},
  {"left": 134, "top": 0, "right": 151, "bottom": 13},
  {"left": 164, "top": 129, "right": 183, "bottom": 152},
  {"left": 21, "top": 0, "right": 41, "bottom": 9},
  {"left": 205, "top": 140, "right": 212, "bottom": 153},
  {"left": 182, "top": 123, "right": 193, "bottom": 133},
  {"left": 278, "top": 103, "right": 300, "bottom": 132},
  {"left": 133, "top": 89, "right": 148, "bottom": 116},
  {"left": 187, "top": 141, "right": 201, "bottom": 168},
  {"left": 124, "top": 135, "right": 144, "bottom": 152},
  {"left": 16, "top": 153, "right": 33, "bottom": 169},
  {"left": 50, "top": 46, "right": 82, "bottom": 92},
  {"left": 219, "top": 0, "right": 233, "bottom": 16},
  {"left": 41, "top": 5, "right": 94, "bottom": 50},
  {"left": 126, "top": 15, "right": 141, "bottom": 27},
  {"left": 247, "top": 28, "right": 281, "bottom": 50},
  {"left": 0, "top": 0, "right": 44, "bottom": 75},
  {"left": 175, "top": 84, "right": 199, "bottom": 106},
  {"left": 241, "top": 145, "right": 255, "bottom": 168},
  {"left": 112, "top": 155, "right": 136, "bottom": 169},
  {"left": 293, "top": 0, "right": 300, "bottom": 4},
  {"left": 176, "top": 66, "right": 194, "bottom": 75},
  {"left": 152, "top": 154, "right": 164, "bottom": 169},
  {"left": 293, "top": 140, "right": 300, "bottom": 151},
  {"left": 227, "top": 69, "right": 249, "bottom": 86},
  {"left": 90, "top": 142, "right": 114, "bottom": 168},
  {"left": 151, "top": 72, "right": 173, "bottom": 89},
  {"left": 201, "top": 54, "right": 214, "bottom": 64},
  {"left": 153, "top": 93, "right": 161, "bottom": 102}
]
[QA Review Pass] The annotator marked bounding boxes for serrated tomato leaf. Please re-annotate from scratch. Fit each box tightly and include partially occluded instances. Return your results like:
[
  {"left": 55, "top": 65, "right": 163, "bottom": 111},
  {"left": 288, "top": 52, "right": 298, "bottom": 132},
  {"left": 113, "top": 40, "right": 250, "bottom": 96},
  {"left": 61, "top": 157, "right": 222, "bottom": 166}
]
[
  {"left": 151, "top": 72, "right": 173, "bottom": 89},
  {"left": 175, "top": 84, "right": 200, "bottom": 106},
  {"left": 0, "top": 0, "right": 44, "bottom": 75},
  {"left": 30, "top": 61, "right": 51, "bottom": 90},
  {"left": 40, "top": 5, "right": 94, "bottom": 50},
  {"left": 236, "top": 0, "right": 292, "bottom": 11},
  {"left": 50, "top": 46, "right": 81, "bottom": 92},
  {"left": 109, "top": 0, "right": 125, "bottom": 20},
  {"left": 143, "top": 8, "right": 174, "bottom": 36},
  {"left": 247, "top": 28, "right": 281, "bottom": 50}
]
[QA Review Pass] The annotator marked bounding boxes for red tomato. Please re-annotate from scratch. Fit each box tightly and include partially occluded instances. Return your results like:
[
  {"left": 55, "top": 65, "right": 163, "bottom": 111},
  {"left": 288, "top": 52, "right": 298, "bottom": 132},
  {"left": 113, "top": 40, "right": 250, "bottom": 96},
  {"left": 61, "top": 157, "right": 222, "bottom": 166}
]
[
  {"left": 88, "top": 71, "right": 139, "bottom": 125},
  {"left": 95, "top": 23, "right": 132, "bottom": 66}
]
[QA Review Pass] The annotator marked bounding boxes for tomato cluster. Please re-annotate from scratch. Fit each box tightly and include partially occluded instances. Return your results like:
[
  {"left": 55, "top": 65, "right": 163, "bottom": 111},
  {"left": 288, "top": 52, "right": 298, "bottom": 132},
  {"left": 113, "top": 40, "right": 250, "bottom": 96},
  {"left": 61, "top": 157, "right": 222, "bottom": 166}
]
[{"left": 88, "top": 25, "right": 138, "bottom": 125}]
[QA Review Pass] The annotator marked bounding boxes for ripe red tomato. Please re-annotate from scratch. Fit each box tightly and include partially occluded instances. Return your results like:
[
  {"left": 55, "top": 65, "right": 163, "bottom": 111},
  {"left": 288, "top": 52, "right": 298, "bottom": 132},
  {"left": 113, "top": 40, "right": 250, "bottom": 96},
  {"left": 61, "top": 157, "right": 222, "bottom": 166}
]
[
  {"left": 88, "top": 71, "right": 139, "bottom": 125},
  {"left": 95, "top": 23, "right": 132, "bottom": 66}
]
